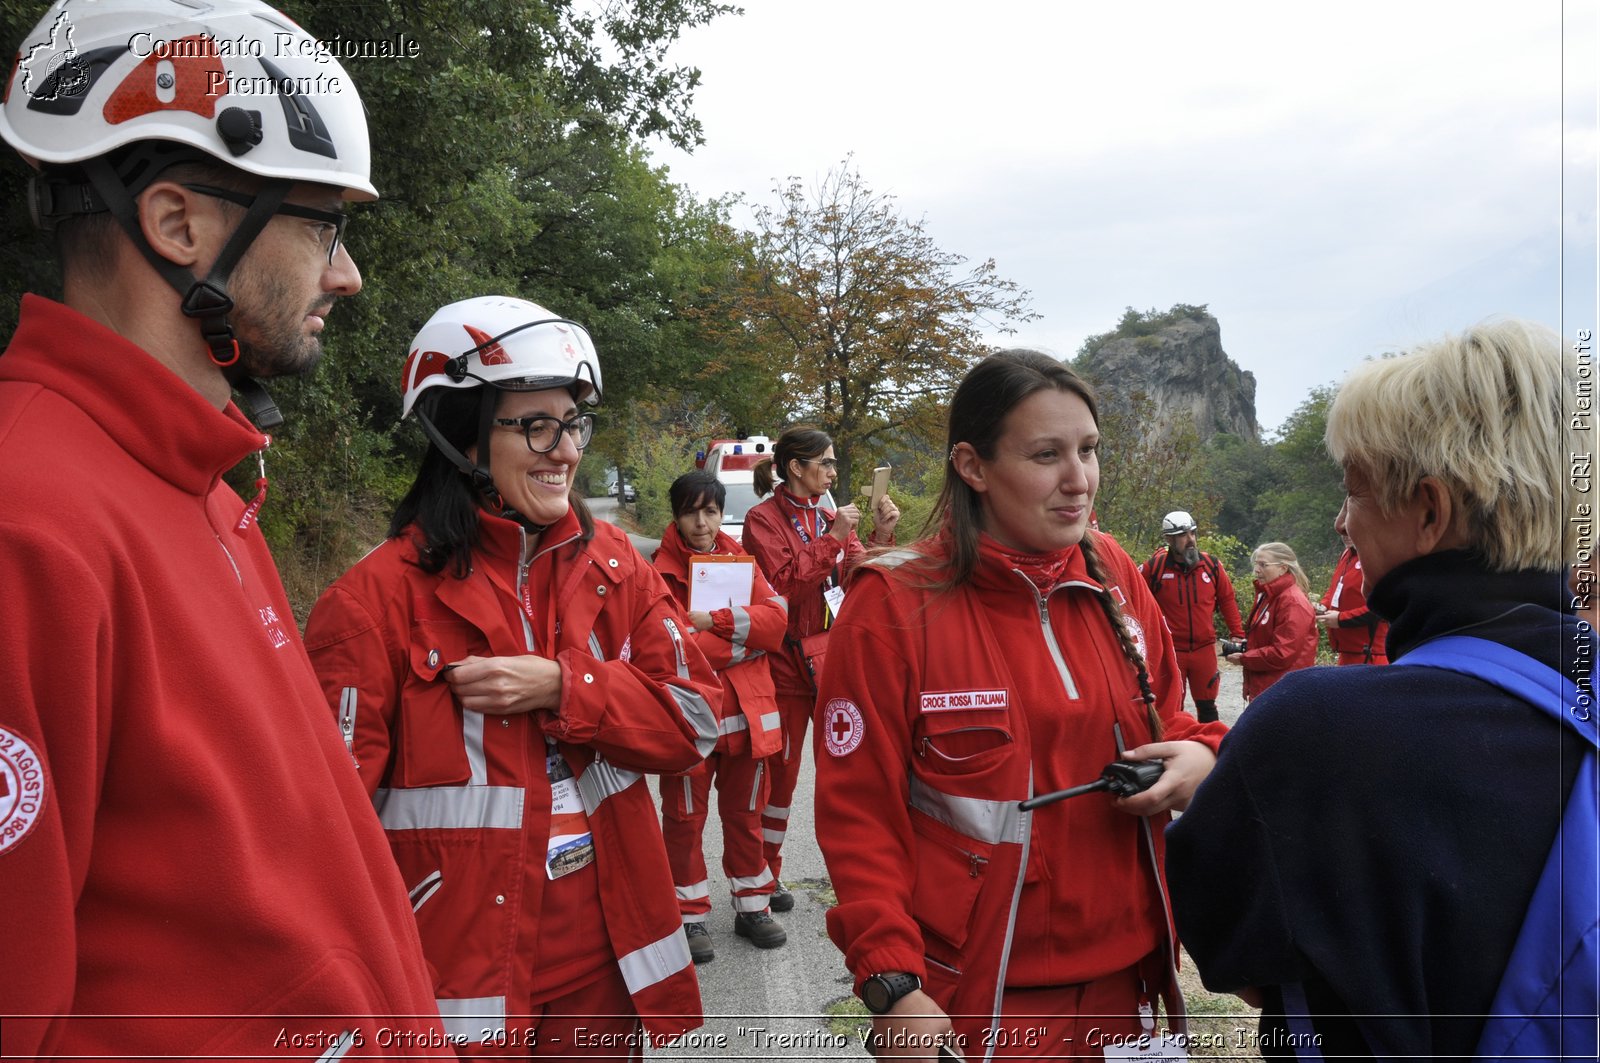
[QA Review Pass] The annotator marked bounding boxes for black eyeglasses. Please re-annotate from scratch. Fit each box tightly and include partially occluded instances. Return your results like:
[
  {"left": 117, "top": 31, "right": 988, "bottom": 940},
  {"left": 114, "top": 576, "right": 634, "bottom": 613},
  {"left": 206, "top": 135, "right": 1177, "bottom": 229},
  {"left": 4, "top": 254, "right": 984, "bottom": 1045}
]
[
  {"left": 183, "top": 183, "right": 348, "bottom": 264},
  {"left": 800, "top": 458, "right": 838, "bottom": 471},
  {"left": 493, "top": 412, "right": 596, "bottom": 454}
]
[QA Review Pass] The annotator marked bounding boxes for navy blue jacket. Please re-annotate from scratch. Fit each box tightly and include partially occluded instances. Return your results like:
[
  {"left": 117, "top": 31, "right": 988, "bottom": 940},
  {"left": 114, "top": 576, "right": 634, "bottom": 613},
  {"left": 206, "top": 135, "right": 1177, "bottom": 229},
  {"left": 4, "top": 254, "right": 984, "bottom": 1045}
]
[{"left": 1165, "top": 550, "right": 1585, "bottom": 1060}]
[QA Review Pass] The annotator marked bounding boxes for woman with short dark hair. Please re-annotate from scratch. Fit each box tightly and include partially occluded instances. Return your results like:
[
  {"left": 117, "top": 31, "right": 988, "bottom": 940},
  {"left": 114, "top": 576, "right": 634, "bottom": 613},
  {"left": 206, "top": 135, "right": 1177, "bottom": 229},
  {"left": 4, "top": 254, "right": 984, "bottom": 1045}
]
[{"left": 652, "top": 470, "right": 790, "bottom": 961}]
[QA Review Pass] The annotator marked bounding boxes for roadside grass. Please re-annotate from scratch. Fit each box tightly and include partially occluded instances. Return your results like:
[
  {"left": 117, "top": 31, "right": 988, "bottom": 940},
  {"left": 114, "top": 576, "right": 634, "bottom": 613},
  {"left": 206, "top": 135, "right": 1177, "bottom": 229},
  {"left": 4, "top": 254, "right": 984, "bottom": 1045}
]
[{"left": 1177, "top": 949, "right": 1265, "bottom": 1060}]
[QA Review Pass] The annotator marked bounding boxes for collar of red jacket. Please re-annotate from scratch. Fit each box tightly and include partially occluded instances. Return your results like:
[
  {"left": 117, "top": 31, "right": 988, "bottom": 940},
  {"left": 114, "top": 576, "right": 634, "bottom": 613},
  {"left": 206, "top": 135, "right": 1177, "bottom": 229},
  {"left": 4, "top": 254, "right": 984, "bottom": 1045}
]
[
  {"left": 967, "top": 529, "right": 1102, "bottom": 598},
  {"left": 777, "top": 482, "right": 829, "bottom": 512},
  {"left": 2, "top": 294, "right": 271, "bottom": 497},
  {"left": 476, "top": 504, "right": 582, "bottom": 567},
  {"left": 654, "top": 519, "right": 741, "bottom": 575},
  {"left": 1254, "top": 568, "right": 1299, "bottom": 596}
]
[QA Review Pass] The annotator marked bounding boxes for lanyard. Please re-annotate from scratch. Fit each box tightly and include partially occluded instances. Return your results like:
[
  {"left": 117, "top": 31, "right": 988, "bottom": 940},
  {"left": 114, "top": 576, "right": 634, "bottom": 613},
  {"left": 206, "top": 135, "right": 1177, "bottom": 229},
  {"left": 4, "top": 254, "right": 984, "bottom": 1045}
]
[
  {"left": 786, "top": 498, "right": 840, "bottom": 627},
  {"left": 787, "top": 507, "right": 829, "bottom": 543}
]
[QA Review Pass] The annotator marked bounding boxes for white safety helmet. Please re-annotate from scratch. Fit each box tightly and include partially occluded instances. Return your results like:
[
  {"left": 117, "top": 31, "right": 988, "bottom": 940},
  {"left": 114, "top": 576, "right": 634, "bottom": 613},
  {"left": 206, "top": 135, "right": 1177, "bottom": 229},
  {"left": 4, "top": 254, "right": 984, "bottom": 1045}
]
[
  {"left": 400, "top": 296, "right": 602, "bottom": 420},
  {"left": 400, "top": 296, "right": 602, "bottom": 506},
  {"left": 1162, "top": 510, "right": 1198, "bottom": 536},
  {"left": 0, "top": 0, "right": 377, "bottom": 427},
  {"left": 0, "top": 0, "right": 375, "bottom": 198}
]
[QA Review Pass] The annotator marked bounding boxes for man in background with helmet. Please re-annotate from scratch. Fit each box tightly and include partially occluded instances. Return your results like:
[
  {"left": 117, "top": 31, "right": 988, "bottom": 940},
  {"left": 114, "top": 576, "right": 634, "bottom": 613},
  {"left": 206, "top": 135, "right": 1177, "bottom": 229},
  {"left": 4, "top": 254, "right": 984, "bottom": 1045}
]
[
  {"left": 0, "top": 1, "right": 444, "bottom": 1055},
  {"left": 1140, "top": 510, "right": 1246, "bottom": 723}
]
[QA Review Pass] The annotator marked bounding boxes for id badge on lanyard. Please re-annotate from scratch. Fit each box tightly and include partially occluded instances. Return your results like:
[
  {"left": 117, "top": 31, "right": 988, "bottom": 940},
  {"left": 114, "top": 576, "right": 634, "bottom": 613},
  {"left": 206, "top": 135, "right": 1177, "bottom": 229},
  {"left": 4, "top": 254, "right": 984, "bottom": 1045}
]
[
  {"left": 545, "top": 740, "right": 595, "bottom": 879},
  {"left": 791, "top": 508, "right": 845, "bottom": 628}
]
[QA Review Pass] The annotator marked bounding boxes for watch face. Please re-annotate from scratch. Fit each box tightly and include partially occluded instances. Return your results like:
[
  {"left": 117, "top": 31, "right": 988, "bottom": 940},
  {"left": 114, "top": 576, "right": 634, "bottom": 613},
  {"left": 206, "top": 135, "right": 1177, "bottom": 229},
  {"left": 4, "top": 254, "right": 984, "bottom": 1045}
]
[
  {"left": 863, "top": 977, "right": 890, "bottom": 1013},
  {"left": 863, "top": 973, "right": 916, "bottom": 1013}
]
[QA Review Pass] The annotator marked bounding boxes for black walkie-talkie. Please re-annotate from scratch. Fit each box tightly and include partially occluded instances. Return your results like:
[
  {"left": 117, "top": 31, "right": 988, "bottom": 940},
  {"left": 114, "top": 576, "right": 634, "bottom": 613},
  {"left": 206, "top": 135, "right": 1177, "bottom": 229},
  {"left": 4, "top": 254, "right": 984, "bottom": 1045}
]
[{"left": 1018, "top": 721, "right": 1164, "bottom": 811}]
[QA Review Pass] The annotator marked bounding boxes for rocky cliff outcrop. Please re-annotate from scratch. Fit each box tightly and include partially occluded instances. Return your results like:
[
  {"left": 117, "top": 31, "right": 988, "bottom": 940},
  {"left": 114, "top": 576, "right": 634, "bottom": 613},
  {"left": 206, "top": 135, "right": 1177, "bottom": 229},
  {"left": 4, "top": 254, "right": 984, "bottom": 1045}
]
[{"left": 1077, "top": 312, "right": 1259, "bottom": 443}]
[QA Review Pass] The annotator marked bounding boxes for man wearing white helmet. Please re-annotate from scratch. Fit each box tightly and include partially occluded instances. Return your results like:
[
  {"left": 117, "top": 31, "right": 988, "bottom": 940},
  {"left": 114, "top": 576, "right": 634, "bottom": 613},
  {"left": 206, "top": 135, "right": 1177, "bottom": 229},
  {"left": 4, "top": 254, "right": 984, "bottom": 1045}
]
[
  {"left": 0, "top": 1, "right": 443, "bottom": 1055},
  {"left": 304, "top": 296, "right": 719, "bottom": 1053},
  {"left": 1139, "top": 510, "right": 1246, "bottom": 722}
]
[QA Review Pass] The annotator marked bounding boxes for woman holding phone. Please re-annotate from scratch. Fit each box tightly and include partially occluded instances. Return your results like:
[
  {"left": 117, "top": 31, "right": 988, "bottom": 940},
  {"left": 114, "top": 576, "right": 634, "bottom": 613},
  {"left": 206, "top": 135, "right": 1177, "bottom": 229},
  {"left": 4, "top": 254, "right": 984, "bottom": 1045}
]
[{"left": 741, "top": 426, "right": 899, "bottom": 909}]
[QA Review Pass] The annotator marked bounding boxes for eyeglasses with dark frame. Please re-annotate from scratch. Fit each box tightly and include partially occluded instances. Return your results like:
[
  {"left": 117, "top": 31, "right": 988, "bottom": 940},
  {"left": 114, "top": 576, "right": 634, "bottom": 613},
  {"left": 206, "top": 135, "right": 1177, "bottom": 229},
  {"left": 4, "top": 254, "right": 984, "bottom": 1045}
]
[
  {"left": 494, "top": 412, "right": 597, "bottom": 454},
  {"left": 182, "top": 183, "right": 348, "bottom": 264}
]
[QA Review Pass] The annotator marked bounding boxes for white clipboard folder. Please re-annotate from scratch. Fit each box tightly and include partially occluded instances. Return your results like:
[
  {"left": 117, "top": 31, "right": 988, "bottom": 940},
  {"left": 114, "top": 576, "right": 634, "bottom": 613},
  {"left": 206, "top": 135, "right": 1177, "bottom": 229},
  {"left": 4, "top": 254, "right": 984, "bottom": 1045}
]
[{"left": 689, "top": 554, "right": 755, "bottom": 613}]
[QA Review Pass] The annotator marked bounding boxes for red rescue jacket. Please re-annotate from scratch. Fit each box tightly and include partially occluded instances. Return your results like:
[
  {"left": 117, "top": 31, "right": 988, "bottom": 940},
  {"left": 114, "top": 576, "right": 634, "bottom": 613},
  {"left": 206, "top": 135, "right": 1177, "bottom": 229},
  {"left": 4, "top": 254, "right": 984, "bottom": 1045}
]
[
  {"left": 1242, "top": 570, "right": 1319, "bottom": 699},
  {"left": 1320, "top": 547, "right": 1390, "bottom": 664},
  {"left": 0, "top": 296, "right": 444, "bottom": 1058},
  {"left": 653, "top": 523, "right": 787, "bottom": 758},
  {"left": 740, "top": 484, "right": 869, "bottom": 695},
  {"left": 814, "top": 530, "right": 1229, "bottom": 1055},
  {"left": 1140, "top": 547, "right": 1246, "bottom": 651},
  {"left": 304, "top": 509, "right": 718, "bottom": 1046}
]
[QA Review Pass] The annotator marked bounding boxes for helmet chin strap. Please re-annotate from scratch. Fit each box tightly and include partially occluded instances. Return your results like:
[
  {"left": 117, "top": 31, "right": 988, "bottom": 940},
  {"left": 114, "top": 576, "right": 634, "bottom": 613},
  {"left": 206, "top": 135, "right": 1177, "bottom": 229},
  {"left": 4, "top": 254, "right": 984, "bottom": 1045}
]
[
  {"left": 412, "top": 393, "right": 547, "bottom": 535},
  {"left": 81, "top": 157, "right": 291, "bottom": 428}
]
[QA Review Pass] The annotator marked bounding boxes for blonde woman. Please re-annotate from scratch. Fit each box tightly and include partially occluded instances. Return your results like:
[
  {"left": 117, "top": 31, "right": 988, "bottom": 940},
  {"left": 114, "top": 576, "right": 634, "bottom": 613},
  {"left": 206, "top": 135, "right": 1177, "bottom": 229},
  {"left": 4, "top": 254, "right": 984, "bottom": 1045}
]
[
  {"left": 1222, "top": 541, "right": 1317, "bottom": 700},
  {"left": 1170, "top": 320, "right": 1592, "bottom": 1060}
]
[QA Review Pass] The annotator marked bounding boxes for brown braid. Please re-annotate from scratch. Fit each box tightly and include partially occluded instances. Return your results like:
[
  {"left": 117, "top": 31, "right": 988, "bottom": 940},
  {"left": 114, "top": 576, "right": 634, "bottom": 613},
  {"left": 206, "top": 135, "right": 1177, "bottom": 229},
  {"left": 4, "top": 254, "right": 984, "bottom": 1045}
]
[{"left": 1080, "top": 532, "right": 1163, "bottom": 741}]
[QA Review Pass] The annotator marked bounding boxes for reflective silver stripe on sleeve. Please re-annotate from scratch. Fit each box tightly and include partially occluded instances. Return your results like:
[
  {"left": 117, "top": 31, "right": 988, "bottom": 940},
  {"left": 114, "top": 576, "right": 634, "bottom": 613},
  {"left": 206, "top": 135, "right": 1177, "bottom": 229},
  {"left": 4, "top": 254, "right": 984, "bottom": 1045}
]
[
  {"left": 729, "top": 606, "right": 753, "bottom": 664},
  {"left": 670, "top": 684, "right": 718, "bottom": 757},
  {"left": 662, "top": 617, "right": 689, "bottom": 678},
  {"left": 762, "top": 827, "right": 786, "bottom": 844},
  {"left": 769, "top": 594, "right": 789, "bottom": 616},
  {"left": 872, "top": 548, "right": 921, "bottom": 571},
  {"left": 908, "top": 775, "right": 1025, "bottom": 847},
  {"left": 373, "top": 786, "right": 524, "bottom": 831},
  {"left": 577, "top": 757, "right": 642, "bottom": 814},
  {"left": 617, "top": 927, "right": 693, "bottom": 995},
  {"left": 763, "top": 803, "right": 791, "bottom": 820},
  {"left": 718, "top": 714, "right": 750, "bottom": 736},
  {"left": 730, "top": 868, "right": 774, "bottom": 892},
  {"left": 463, "top": 711, "right": 487, "bottom": 786},
  {"left": 338, "top": 687, "right": 357, "bottom": 758},
  {"left": 437, "top": 996, "right": 505, "bottom": 1044},
  {"left": 759, "top": 710, "right": 782, "bottom": 733}
]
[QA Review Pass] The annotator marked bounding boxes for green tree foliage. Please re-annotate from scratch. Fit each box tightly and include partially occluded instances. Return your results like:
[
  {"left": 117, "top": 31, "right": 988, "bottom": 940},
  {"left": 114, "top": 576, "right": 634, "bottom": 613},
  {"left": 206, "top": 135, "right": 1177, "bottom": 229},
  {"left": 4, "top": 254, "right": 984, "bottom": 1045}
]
[
  {"left": 0, "top": 1, "right": 743, "bottom": 618},
  {"left": 1074, "top": 302, "right": 1211, "bottom": 362},
  {"left": 1256, "top": 385, "right": 1344, "bottom": 573},
  {"left": 1087, "top": 388, "right": 1213, "bottom": 560},
  {"left": 703, "top": 159, "right": 1037, "bottom": 496},
  {"left": 1194, "top": 385, "right": 1344, "bottom": 592}
]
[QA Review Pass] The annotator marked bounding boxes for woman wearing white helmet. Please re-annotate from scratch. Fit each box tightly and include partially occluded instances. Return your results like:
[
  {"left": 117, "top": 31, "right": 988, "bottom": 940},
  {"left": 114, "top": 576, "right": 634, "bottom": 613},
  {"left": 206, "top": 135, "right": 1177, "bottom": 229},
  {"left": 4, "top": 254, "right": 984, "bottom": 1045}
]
[{"left": 304, "top": 296, "right": 719, "bottom": 1055}]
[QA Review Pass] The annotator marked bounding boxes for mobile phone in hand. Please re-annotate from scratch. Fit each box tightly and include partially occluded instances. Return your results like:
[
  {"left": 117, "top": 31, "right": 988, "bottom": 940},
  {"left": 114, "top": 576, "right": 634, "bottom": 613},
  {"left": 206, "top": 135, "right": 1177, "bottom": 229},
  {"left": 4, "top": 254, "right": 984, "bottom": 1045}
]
[{"left": 870, "top": 465, "right": 891, "bottom": 515}]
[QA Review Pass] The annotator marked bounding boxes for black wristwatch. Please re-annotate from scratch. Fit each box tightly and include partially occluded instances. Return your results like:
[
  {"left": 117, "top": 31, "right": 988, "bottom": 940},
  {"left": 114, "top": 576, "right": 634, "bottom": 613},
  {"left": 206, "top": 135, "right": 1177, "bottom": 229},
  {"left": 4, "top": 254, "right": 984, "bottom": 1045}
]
[{"left": 861, "top": 971, "right": 922, "bottom": 1014}]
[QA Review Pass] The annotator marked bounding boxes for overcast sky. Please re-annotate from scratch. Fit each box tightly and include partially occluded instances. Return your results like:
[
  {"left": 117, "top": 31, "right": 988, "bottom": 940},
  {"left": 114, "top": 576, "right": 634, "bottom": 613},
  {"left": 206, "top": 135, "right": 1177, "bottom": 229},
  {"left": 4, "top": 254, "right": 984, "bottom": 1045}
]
[{"left": 649, "top": 0, "right": 1598, "bottom": 435}]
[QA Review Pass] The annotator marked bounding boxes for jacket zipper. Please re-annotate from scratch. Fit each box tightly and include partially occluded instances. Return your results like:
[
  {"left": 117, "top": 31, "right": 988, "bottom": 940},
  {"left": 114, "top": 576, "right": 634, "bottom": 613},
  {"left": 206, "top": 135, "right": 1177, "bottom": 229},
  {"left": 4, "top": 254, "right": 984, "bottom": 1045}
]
[
  {"left": 516, "top": 531, "right": 536, "bottom": 653},
  {"left": 1023, "top": 577, "right": 1081, "bottom": 699}
]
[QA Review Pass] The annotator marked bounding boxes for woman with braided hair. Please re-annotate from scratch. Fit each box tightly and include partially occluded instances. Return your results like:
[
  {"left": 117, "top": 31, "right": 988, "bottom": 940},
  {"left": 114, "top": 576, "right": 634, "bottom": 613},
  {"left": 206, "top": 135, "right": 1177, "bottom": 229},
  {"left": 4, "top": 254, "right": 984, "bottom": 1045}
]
[{"left": 813, "top": 349, "right": 1228, "bottom": 1061}]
